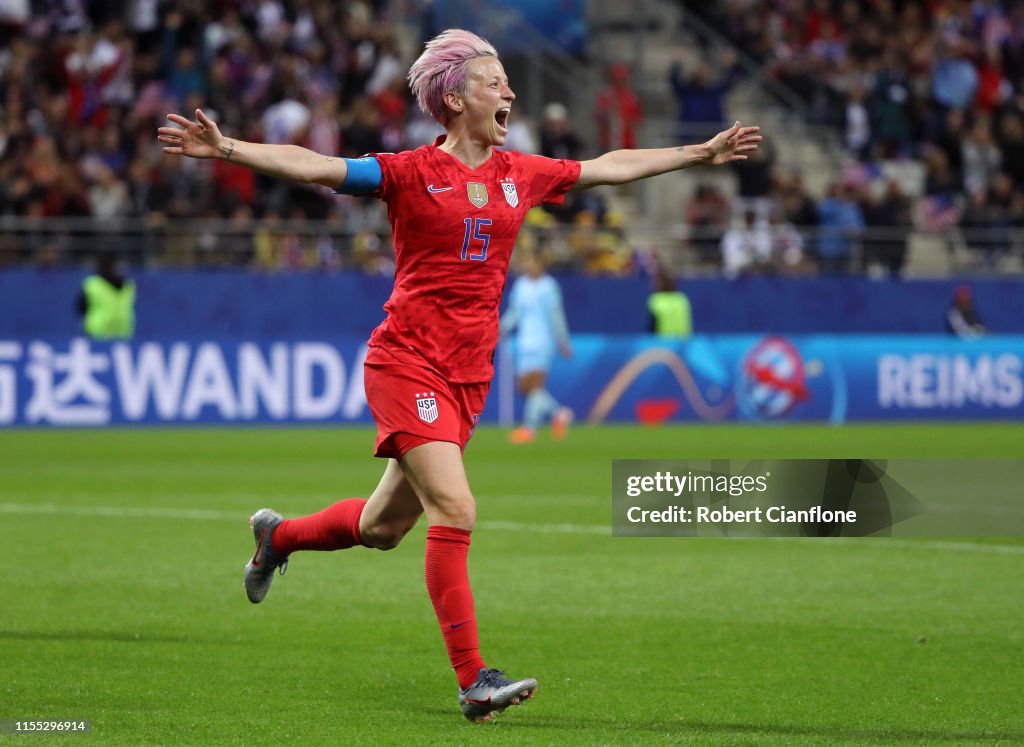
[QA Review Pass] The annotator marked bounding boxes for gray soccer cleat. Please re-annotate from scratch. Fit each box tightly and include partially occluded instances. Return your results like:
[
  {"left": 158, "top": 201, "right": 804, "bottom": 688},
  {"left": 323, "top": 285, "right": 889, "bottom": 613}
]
[
  {"left": 458, "top": 668, "right": 538, "bottom": 723},
  {"left": 243, "top": 508, "right": 288, "bottom": 604}
]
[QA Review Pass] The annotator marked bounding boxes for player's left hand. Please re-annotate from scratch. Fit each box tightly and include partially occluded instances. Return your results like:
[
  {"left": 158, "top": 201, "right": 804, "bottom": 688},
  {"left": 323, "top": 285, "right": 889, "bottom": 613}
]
[
  {"left": 560, "top": 342, "right": 573, "bottom": 359},
  {"left": 704, "top": 121, "right": 761, "bottom": 165},
  {"left": 158, "top": 109, "right": 224, "bottom": 159}
]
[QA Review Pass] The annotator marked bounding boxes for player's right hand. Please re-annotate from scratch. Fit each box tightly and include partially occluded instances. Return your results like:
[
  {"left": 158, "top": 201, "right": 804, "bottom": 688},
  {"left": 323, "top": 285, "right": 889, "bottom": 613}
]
[{"left": 158, "top": 109, "right": 224, "bottom": 159}]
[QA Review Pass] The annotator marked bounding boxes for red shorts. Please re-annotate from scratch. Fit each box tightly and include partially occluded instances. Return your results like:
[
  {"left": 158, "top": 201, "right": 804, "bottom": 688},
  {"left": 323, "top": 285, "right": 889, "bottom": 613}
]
[{"left": 364, "top": 346, "right": 490, "bottom": 459}]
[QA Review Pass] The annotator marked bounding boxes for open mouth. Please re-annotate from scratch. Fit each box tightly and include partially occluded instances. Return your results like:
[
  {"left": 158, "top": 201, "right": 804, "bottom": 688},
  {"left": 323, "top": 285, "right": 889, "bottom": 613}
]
[{"left": 495, "top": 107, "right": 511, "bottom": 131}]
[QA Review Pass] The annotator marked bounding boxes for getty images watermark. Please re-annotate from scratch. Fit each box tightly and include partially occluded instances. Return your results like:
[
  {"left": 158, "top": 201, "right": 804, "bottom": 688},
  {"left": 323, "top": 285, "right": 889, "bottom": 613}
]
[{"left": 612, "top": 460, "right": 1024, "bottom": 537}]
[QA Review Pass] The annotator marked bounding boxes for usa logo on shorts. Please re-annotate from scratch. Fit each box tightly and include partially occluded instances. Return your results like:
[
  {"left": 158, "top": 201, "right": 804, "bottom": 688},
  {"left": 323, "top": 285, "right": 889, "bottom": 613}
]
[{"left": 416, "top": 392, "right": 439, "bottom": 424}]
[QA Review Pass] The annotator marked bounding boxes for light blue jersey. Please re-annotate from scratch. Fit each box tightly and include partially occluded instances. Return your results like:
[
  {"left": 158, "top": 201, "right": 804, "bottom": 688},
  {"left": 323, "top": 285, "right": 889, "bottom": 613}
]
[{"left": 501, "top": 274, "right": 570, "bottom": 374}]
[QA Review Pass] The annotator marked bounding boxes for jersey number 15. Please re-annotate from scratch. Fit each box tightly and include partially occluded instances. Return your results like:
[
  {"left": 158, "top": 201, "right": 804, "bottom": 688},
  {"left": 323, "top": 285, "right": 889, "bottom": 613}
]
[{"left": 460, "top": 218, "right": 492, "bottom": 262}]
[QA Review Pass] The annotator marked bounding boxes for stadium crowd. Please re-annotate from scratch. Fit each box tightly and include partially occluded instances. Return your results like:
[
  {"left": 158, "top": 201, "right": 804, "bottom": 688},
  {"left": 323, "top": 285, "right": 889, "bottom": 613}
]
[
  {"left": 0, "top": 1, "right": 429, "bottom": 270},
  {"left": 683, "top": 0, "right": 1024, "bottom": 274},
  {"left": 0, "top": 0, "right": 632, "bottom": 273},
  {"left": 2, "top": 1, "right": 1023, "bottom": 275}
]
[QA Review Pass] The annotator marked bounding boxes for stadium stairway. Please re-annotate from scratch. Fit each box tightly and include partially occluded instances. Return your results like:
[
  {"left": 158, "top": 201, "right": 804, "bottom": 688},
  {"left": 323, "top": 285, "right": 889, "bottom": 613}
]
[{"left": 587, "top": 0, "right": 846, "bottom": 273}]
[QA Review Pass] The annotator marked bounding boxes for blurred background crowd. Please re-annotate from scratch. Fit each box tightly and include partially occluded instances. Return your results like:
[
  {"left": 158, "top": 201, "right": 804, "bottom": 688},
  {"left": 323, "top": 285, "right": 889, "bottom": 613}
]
[
  {"left": 1, "top": 0, "right": 1023, "bottom": 277},
  {"left": 679, "top": 0, "right": 1024, "bottom": 276}
]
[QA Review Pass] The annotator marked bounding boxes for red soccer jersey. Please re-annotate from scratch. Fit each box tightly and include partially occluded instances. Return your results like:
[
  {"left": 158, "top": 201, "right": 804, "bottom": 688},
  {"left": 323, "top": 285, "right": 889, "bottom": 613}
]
[{"left": 368, "top": 139, "right": 581, "bottom": 382}]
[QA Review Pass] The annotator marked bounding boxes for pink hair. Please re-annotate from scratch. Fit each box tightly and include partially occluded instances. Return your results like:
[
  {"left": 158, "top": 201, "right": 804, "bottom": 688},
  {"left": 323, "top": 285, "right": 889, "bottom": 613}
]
[{"left": 407, "top": 29, "right": 498, "bottom": 125}]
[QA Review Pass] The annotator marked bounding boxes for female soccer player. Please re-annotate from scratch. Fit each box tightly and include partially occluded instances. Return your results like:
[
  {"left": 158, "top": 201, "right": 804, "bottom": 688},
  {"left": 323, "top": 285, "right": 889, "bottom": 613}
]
[
  {"left": 158, "top": 29, "right": 760, "bottom": 723},
  {"left": 501, "top": 251, "right": 574, "bottom": 444}
]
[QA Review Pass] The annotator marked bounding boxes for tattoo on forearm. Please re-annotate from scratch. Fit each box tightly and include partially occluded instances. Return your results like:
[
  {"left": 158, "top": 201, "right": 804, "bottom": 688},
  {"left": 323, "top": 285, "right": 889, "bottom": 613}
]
[{"left": 221, "top": 140, "right": 235, "bottom": 160}]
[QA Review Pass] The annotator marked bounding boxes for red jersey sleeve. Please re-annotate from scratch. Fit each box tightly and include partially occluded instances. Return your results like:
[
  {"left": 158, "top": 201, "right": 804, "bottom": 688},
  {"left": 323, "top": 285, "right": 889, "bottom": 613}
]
[
  {"left": 518, "top": 154, "right": 582, "bottom": 207},
  {"left": 370, "top": 151, "right": 417, "bottom": 201}
]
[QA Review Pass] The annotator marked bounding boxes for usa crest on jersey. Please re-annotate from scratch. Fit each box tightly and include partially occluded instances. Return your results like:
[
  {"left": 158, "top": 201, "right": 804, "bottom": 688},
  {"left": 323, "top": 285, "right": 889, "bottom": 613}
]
[
  {"left": 416, "top": 392, "right": 439, "bottom": 424},
  {"left": 500, "top": 178, "right": 519, "bottom": 208}
]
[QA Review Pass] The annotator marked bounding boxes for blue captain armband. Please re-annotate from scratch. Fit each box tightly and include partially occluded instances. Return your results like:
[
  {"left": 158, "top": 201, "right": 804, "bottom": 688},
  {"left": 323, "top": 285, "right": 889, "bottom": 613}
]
[{"left": 332, "top": 156, "right": 382, "bottom": 196}]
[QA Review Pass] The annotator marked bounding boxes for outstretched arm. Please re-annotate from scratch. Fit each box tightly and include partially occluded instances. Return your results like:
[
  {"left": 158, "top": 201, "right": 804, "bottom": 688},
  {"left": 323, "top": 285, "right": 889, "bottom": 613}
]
[
  {"left": 158, "top": 109, "right": 347, "bottom": 189},
  {"left": 575, "top": 121, "right": 761, "bottom": 188}
]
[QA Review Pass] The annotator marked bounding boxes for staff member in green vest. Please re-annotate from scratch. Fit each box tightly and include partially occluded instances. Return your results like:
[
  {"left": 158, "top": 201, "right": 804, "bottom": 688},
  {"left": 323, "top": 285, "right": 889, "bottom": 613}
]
[
  {"left": 76, "top": 253, "right": 136, "bottom": 339},
  {"left": 648, "top": 269, "right": 692, "bottom": 338}
]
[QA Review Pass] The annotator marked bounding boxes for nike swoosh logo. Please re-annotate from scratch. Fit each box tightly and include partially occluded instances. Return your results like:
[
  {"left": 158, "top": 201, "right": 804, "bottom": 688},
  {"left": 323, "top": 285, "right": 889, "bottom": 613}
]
[
  {"left": 450, "top": 620, "right": 471, "bottom": 630},
  {"left": 250, "top": 528, "right": 268, "bottom": 566},
  {"left": 427, "top": 185, "right": 453, "bottom": 193}
]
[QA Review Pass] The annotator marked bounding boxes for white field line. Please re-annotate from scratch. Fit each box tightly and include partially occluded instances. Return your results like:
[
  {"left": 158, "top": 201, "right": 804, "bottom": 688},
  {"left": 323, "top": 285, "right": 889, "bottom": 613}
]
[
  {"left": 0, "top": 502, "right": 240, "bottom": 521},
  {"left": 1, "top": 502, "right": 1023, "bottom": 555}
]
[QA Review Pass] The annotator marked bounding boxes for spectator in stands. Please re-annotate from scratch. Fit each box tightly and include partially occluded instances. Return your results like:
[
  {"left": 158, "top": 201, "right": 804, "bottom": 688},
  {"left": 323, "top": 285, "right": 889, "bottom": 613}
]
[
  {"left": 539, "top": 103, "right": 582, "bottom": 161},
  {"left": 774, "top": 172, "right": 818, "bottom": 230},
  {"left": 863, "top": 180, "right": 912, "bottom": 277},
  {"left": 596, "top": 62, "right": 643, "bottom": 151},
  {"left": 996, "top": 112, "right": 1024, "bottom": 187},
  {"left": 731, "top": 136, "right": 775, "bottom": 218},
  {"left": 915, "top": 147, "right": 965, "bottom": 256},
  {"left": 946, "top": 285, "right": 986, "bottom": 338},
  {"left": 933, "top": 107, "right": 967, "bottom": 185},
  {"left": 262, "top": 85, "right": 311, "bottom": 146},
  {"left": 684, "top": 182, "right": 730, "bottom": 265},
  {"left": 767, "top": 207, "right": 809, "bottom": 275},
  {"left": 405, "top": 109, "right": 445, "bottom": 149},
  {"left": 869, "top": 47, "right": 916, "bottom": 157},
  {"left": 535, "top": 102, "right": 591, "bottom": 224},
  {"left": 845, "top": 82, "right": 872, "bottom": 159},
  {"left": 371, "top": 73, "right": 410, "bottom": 150},
  {"left": 166, "top": 47, "right": 206, "bottom": 108},
  {"left": 816, "top": 183, "right": 865, "bottom": 275},
  {"left": 669, "top": 48, "right": 739, "bottom": 135},
  {"left": 206, "top": 56, "right": 245, "bottom": 134},
  {"left": 721, "top": 209, "right": 771, "bottom": 278},
  {"left": 32, "top": 157, "right": 91, "bottom": 218},
  {"left": 64, "top": 29, "right": 120, "bottom": 128},
  {"left": 222, "top": 203, "right": 257, "bottom": 267},
  {"left": 566, "top": 210, "right": 632, "bottom": 276},
  {"left": 929, "top": 36, "right": 979, "bottom": 137},
  {"left": 962, "top": 116, "right": 1002, "bottom": 195},
  {"left": 961, "top": 172, "right": 1022, "bottom": 270},
  {"left": 923, "top": 146, "right": 960, "bottom": 202},
  {"left": 365, "top": 35, "right": 403, "bottom": 97},
  {"left": 88, "top": 164, "right": 130, "bottom": 220},
  {"left": 974, "top": 46, "right": 1007, "bottom": 115},
  {"left": 342, "top": 96, "right": 384, "bottom": 158}
]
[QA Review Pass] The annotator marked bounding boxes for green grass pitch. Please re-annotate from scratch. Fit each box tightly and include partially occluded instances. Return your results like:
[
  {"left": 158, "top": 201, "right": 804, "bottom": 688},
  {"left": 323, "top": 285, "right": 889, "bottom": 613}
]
[{"left": 2, "top": 424, "right": 1022, "bottom": 745}]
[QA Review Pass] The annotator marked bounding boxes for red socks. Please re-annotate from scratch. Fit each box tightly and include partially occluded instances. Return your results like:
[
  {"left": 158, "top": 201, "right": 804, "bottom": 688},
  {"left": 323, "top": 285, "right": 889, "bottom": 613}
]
[
  {"left": 270, "top": 510, "right": 485, "bottom": 689},
  {"left": 425, "top": 525, "right": 487, "bottom": 690},
  {"left": 270, "top": 498, "right": 367, "bottom": 556}
]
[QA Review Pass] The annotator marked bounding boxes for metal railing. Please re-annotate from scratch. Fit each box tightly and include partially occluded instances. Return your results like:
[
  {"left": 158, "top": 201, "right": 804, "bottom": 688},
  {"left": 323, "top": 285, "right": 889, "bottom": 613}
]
[{"left": 0, "top": 217, "right": 1020, "bottom": 276}]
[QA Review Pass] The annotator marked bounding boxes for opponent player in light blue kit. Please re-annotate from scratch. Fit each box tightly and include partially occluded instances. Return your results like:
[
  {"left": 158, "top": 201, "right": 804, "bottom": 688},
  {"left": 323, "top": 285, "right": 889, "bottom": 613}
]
[{"left": 501, "top": 252, "right": 574, "bottom": 443}]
